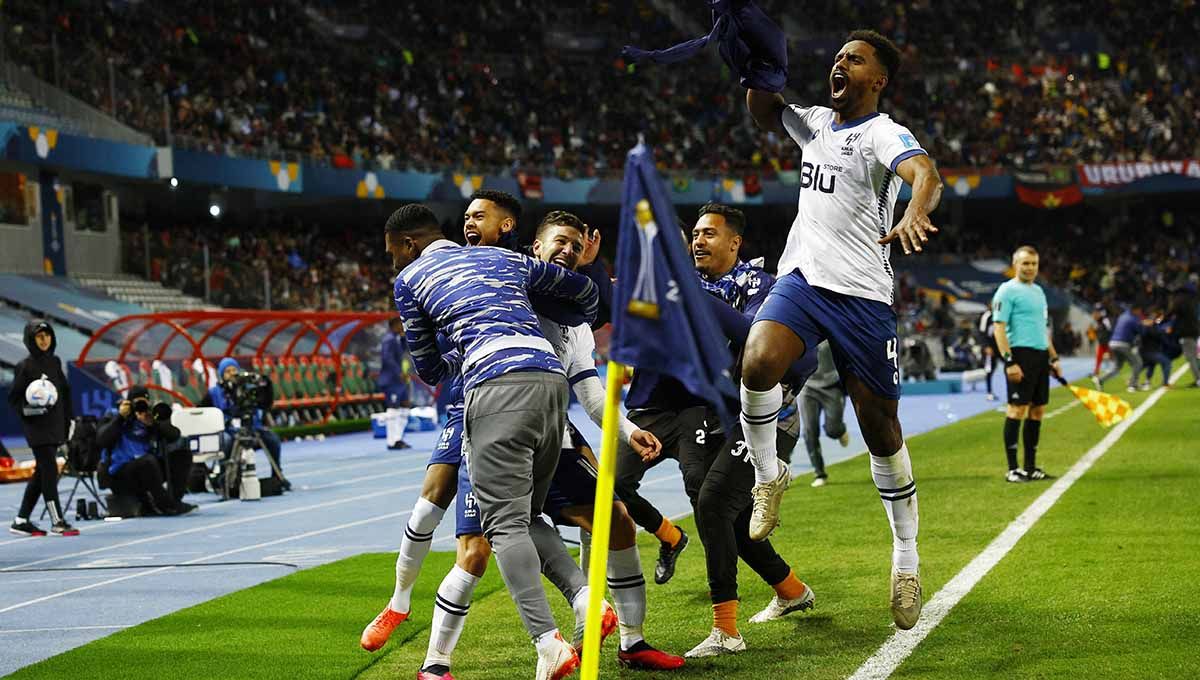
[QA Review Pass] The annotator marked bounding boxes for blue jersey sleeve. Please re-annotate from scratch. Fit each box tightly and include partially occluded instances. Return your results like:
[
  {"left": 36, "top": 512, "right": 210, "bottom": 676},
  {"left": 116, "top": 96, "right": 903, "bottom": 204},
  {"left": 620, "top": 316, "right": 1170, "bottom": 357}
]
[
  {"left": 394, "top": 279, "right": 460, "bottom": 386},
  {"left": 743, "top": 270, "right": 775, "bottom": 319},
  {"left": 580, "top": 261, "right": 614, "bottom": 328},
  {"left": 525, "top": 258, "right": 599, "bottom": 326}
]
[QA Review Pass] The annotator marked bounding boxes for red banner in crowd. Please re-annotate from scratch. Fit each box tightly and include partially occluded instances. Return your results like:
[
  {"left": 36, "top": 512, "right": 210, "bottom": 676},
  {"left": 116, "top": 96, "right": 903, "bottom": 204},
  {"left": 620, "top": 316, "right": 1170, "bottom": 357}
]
[
  {"left": 1077, "top": 160, "right": 1200, "bottom": 187},
  {"left": 1014, "top": 183, "right": 1083, "bottom": 209}
]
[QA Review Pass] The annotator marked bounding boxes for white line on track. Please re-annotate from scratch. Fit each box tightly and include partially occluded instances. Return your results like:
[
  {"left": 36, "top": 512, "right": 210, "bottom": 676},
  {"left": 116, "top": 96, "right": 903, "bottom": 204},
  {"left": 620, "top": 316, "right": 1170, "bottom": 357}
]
[
  {"left": 848, "top": 364, "right": 1186, "bottom": 680},
  {"left": 0, "top": 508, "right": 413, "bottom": 614},
  {"left": 0, "top": 460, "right": 430, "bottom": 546},
  {"left": 0, "top": 479, "right": 423, "bottom": 571},
  {"left": 0, "top": 625, "right": 131, "bottom": 634}
]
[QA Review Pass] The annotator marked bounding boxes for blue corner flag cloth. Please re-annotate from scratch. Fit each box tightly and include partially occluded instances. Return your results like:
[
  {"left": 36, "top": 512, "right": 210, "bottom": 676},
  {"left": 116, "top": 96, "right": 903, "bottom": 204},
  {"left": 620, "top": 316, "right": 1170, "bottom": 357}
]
[
  {"left": 610, "top": 144, "right": 737, "bottom": 425},
  {"left": 621, "top": 0, "right": 788, "bottom": 92}
]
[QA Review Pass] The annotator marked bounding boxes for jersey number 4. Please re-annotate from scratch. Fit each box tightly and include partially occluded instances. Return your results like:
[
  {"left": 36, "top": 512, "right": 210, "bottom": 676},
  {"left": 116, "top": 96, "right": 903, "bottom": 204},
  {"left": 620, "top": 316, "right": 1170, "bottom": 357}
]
[{"left": 886, "top": 338, "right": 900, "bottom": 385}]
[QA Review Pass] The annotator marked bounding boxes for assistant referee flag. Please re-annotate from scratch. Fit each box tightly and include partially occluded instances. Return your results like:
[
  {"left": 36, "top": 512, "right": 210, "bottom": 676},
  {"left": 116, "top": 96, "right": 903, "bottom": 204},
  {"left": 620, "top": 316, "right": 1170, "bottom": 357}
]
[{"left": 610, "top": 143, "right": 737, "bottom": 423}]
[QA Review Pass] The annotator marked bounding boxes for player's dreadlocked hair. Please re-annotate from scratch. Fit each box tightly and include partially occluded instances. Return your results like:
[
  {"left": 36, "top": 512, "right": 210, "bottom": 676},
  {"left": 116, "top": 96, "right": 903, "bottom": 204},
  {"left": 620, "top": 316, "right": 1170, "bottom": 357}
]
[
  {"left": 536, "top": 210, "right": 588, "bottom": 240},
  {"left": 846, "top": 29, "right": 901, "bottom": 84},
  {"left": 385, "top": 203, "right": 440, "bottom": 235},
  {"left": 469, "top": 189, "right": 523, "bottom": 221}
]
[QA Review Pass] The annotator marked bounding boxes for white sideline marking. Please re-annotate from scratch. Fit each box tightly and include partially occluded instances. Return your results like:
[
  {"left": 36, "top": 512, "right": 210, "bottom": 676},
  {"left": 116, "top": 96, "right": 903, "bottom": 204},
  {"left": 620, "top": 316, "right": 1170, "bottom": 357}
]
[
  {"left": 0, "top": 625, "right": 130, "bottom": 634},
  {"left": 0, "top": 460, "right": 429, "bottom": 547},
  {"left": 0, "top": 478, "right": 424, "bottom": 570},
  {"left": 1044, "top": 400, "right": 1079, "bottom": 419},
  {"left": 848, "top": 364, "right": 1187, "bottom": 680},
  {"left": 0, "top": 509, "right": 413, "bottom": 615}
]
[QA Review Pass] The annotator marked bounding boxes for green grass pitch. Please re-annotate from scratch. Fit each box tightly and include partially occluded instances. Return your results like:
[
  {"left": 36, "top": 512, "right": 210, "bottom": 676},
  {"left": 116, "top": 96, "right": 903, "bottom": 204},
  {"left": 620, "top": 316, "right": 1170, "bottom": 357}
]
[{"left": 12, "top": 366, "right": 1198, "bottom": 679}]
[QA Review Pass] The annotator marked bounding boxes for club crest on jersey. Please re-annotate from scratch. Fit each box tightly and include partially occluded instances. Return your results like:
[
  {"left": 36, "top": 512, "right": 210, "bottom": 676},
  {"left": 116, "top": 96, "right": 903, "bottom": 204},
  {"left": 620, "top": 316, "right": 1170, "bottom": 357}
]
[
  {"left": 841, "top": 132, "right": 863, "bottom": 156},
  {"left": 899, "top": 133, "right": 918, "bottom": 149},
  {"left": 800, "top": 161, "right": 836, "bottom": 194}
]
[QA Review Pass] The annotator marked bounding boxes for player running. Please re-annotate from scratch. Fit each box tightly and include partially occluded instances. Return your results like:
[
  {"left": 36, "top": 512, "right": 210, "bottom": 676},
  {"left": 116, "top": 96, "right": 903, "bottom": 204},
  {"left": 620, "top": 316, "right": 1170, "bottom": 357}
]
[{"left": 738, "top": 30, "right": 944, "bottom": 630}]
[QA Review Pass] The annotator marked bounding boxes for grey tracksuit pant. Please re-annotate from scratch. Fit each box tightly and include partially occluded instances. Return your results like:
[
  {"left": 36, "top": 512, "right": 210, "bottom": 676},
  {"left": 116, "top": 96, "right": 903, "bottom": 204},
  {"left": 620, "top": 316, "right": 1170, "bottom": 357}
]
[
  {"left": 1101, "top": 342, "right": 1142, "bottom": 388},
  {"left": 799, "top": 385, "right": 847, "bottom": 477},
  {"left": 463, "top": 370, "right": 574, "bottom": 640}
]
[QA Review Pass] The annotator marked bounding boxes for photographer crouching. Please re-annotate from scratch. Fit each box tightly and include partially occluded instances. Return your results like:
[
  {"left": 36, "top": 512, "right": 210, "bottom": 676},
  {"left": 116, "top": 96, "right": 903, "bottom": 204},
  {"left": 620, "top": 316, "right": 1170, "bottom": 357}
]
[
  {"left": 200, "top": 357, "right": 288, "bottom": 490},
  {"left": 97, "top": 386, "right": 197, "bottom": 516}
]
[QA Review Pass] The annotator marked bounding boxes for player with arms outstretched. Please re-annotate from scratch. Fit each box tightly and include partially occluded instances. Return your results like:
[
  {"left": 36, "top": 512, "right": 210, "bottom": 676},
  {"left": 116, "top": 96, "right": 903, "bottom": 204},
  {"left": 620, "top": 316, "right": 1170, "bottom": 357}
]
[{"left": 738, "top": 30, "right": 944, "bottom": 630}]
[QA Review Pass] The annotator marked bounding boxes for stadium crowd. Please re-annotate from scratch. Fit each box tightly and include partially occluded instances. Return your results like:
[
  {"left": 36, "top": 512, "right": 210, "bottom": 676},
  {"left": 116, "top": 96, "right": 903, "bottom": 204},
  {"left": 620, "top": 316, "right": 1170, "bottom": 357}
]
[
  {"left": 126, "top": 221, "right": 394, "bottom": 311},
  {"left": 5, "top": 1, "right": 1198, "bottom": 176}
]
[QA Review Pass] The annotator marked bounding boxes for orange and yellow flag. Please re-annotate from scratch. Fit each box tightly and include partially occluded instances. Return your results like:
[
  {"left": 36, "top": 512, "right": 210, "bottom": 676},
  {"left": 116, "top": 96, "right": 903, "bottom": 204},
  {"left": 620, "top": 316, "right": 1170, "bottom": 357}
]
[{"left": 1066, "top": 385, "right": 1132, "bottom": 428}]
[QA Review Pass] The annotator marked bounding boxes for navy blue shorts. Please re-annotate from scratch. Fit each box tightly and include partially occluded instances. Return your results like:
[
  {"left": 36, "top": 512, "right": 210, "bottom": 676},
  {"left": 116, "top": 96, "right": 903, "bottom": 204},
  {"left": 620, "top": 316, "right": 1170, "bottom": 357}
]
[
  {"left": 756, "top": 270, "right": 901, "bottom": 400},
  {"left": 455, "top": 459, "right": 483, "bottom": 537},
  {"left": 428, "top": 411, "right": 464, "bottom": 468},
  {"left": 454, "top": 421, "right": 611, "bottom": 536}
]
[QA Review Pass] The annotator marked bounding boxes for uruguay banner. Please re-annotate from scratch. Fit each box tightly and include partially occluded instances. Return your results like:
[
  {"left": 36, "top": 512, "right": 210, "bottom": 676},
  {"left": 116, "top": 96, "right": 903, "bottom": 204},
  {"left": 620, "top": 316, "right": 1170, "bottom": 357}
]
[{"left": 610, "top": 144, "right": 737, "bottom": 422}]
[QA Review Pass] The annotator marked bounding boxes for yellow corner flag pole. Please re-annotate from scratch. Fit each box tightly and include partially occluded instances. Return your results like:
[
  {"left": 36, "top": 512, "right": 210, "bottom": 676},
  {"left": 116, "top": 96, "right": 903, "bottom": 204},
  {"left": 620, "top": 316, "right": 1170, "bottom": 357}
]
[{"left": 580, "top": 360, "right": 626, "bottom": 680}]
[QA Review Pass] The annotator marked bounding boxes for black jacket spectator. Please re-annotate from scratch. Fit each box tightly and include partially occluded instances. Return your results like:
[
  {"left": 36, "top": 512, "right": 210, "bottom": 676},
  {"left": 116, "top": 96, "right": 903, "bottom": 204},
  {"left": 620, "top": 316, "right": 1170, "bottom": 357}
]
[
  {"left": 6, "top": 320, "right": 76, "bottom": 534},
  {"left": 7, "top": 320, "right": 71, "bottom": 448}
]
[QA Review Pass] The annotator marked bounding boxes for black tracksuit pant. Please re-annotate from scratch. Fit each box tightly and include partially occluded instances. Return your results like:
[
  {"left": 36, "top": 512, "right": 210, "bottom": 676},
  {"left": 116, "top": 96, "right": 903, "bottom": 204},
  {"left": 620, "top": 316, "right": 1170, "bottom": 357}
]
[
  {"left": 621, "top": 403, "right": 795, "bottom": 604},
  {"left": 614, "top": 406, "right": 711, "bottom": 535},
  {"left": 110, "top": 450, "right": 192, "bottom": 511},
  {"left": 690, "top": 423, "right": 793, "bottom": 604},
  {"left": 19, "top": 445, "right": 63, "bottom": 521}
]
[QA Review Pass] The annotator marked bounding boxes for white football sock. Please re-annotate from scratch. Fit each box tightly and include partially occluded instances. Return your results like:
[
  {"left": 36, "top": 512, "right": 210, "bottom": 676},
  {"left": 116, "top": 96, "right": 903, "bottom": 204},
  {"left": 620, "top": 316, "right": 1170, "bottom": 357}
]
[
  {"left": 385, "top": 407, "right": 410, "bottom": 446},
  {"left": 607, "top": 546, "right": 646, "bottom": 649},
  {"left": 390, "top": 497, "right": 446, "bottom": 613},
  {"left": 741, "top": 383, "right": 783, "bottom": 484},
  {"left": 578, "top": 529, "right": 591, "bottom": 579},
  {"left": 423, "top": 565, "right": 480, "bottom": 669},
  {"left": 871, "top": 444, "right": 919, "bottom": 573}
]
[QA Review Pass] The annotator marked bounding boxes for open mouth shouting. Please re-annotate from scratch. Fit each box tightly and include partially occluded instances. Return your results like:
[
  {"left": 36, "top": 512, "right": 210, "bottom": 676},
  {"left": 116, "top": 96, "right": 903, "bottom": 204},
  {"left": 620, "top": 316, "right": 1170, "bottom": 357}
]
[
  {"left": 693, "top": 247, "right": 710, "bottom": 264},
  {"left": 464, "top": 228, "right": 482, "bottom": 246},
  {"left": 830, "top": 70, "right": 849, "bottom": 103}
]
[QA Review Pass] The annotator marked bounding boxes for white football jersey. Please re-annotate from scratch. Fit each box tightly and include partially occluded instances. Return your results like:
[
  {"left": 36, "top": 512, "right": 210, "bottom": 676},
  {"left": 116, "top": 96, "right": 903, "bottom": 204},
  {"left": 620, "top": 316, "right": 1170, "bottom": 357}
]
[
  {"left": 778, "top": 106, "right": 927, "bottom": 305},
  {"left": 537, "top": 316, "right": 598, "bottom": 386}
]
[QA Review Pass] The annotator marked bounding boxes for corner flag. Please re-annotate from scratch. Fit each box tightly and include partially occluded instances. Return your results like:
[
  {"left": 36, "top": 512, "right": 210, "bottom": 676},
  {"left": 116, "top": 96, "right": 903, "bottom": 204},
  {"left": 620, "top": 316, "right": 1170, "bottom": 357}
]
[
  {"left": 609, "top": 143, "right": 738, "bottom": 420},
  {"left": 580, "top": 144, "right": 736, "bottom": 680}
]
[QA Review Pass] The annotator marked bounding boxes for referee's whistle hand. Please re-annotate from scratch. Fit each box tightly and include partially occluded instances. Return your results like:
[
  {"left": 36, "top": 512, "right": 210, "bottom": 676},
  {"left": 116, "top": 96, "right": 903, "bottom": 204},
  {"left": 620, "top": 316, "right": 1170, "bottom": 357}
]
[
  {"left": 879, "top": 213, "right": 939, "bottom": 255},
  {"left": 1006, "top": 364, "right": 1024, "bottom": 383}
]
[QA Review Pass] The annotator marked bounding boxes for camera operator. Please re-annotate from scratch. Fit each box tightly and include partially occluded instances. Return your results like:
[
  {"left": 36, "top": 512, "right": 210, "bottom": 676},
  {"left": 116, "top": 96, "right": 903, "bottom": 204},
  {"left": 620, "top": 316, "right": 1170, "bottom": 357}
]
[
  {"left": 200, "top": 357, "right": 287, "bottom": 489},
  {"left": 96, "top": 386, "right": 196, "bottom": 516}
]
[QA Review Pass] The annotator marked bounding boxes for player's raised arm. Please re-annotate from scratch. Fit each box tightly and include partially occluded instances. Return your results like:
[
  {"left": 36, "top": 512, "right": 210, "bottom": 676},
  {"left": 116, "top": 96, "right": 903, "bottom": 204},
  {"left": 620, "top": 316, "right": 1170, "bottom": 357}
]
[
  {"left": 746, "top": 89, "right": 786, "bottom": 135},
  {"left": 880, "top": 153, "right": 943, "bottom": 255}
]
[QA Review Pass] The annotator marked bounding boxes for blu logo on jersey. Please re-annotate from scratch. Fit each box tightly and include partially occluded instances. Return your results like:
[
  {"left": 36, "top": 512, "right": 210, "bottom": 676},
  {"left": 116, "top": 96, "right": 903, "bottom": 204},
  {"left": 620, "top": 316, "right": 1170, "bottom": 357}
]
[{"left": 800, "top": 161, "right": 836, "bottom": 194}]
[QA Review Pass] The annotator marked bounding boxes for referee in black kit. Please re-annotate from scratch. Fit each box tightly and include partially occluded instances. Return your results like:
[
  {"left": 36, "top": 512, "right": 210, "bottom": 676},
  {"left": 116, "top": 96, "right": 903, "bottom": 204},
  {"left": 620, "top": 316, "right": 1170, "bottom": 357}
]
[{"left": 991, "top": 246, "right": 1062, "bottom": 483}]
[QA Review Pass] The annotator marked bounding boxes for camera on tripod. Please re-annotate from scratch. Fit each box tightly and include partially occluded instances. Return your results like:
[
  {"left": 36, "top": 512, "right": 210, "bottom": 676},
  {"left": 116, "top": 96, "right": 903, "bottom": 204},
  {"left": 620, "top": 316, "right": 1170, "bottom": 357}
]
[{"left": 221, "top": 370, "right": 273, "bottom": 419}]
